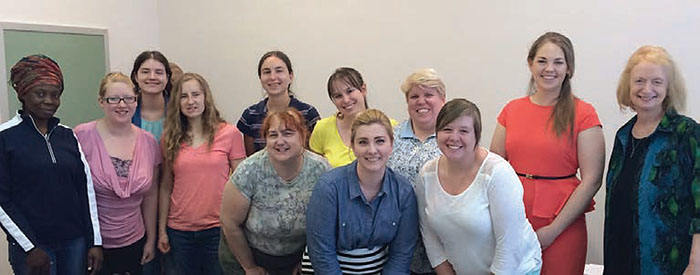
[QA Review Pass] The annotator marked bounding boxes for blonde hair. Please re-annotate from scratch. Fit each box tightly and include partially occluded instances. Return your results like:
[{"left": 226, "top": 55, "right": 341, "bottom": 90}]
[
  {"left": 616, "top": 45, "right": 686, "bottom": 113},
  {"left": 99, "top": 72, "right": 135, "bottom": 98},
  {"left": 400, "top": 68, "right": 446, "bottom": 99},
  {"left": 350, "top": 109, "right": 394, "bottom": 144},
  {"left": 162, "top": 73, "right": 225, "bottom": 166}
]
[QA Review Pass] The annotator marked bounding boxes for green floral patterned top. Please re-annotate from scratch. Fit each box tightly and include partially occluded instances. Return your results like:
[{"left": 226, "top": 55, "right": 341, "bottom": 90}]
[{"left": 232, "top": 149, "right": 331, "bottom": 256}]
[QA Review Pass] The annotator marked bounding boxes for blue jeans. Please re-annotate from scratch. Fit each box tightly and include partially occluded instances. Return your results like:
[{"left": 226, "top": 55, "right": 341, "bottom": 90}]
[
  {"left": 8, "top": 237, "right": 87, "bottom": 275},
  {"left": 142, "top": 247, "right": 177, "bottom": 275},
  {"left": 167, "top": 227, "right": 222, "bottom": 275}
]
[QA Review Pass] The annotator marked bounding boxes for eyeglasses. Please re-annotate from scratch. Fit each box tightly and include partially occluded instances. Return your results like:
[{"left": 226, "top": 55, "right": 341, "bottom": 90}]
[{"left": 102, "top": 96, "right": 137, "bottom": 104}]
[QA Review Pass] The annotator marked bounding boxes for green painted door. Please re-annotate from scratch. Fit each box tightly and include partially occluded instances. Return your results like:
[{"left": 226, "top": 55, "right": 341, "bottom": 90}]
[{"left": 4, "top": 29, "right": 106, "bottom": 127}]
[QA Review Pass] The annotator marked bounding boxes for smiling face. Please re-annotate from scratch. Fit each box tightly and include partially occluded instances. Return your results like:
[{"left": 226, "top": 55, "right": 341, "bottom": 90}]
[
  {"left": 437, "top": 114, "right": 477, "bottom": 161},
  {"left": 179, "top": 79, "right": 206, "bottom": 119},
  {"left": 330, "top": 80, "right": 367, "bottom": 118},
  {"left": 265, "top": 117, "right": 304, "bottom": 163},
  {"left": 136, "top": 58, "right": 168, "bottom": 95},
  {"left": 629, "top": 62, "right": 668, "bottom": 115},
  {"left": 100, "top": 81, "right": 137, "bottom": 124},
  {"left": 407, "top": 85, "right": 445, "bottom": 131},
  {"left": 21, "top": 84, "right": 61, "bottom": 122},
  {"left": 352, "top": 123, "right": 392, "bottom": 173},
  {"left": 529, "top": 42, "right": 569, "bottom": 94},
  {"left": 259, "top": 56, "right": 293, "bottom": 97}
]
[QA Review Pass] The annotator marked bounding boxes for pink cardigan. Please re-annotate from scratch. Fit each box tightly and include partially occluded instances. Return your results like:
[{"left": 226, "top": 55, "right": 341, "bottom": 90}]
[{"left": 75, "top": 121, "right": 161, "bottom": 248}]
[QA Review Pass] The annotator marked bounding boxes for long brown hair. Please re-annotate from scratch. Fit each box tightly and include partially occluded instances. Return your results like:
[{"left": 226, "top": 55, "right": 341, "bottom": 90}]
[
  {"left": 162, "top": 73, "right": 225, "bottom": 166},
  {"left": 527, "top": 32, "right": 576, "bottom": 137}
]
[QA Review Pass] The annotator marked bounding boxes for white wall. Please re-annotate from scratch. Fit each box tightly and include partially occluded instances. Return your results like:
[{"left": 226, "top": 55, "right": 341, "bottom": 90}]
[
  {"left": 0, "top": 0, "right": 160, "bottom": 273},
  {"left": 157, "top": 0, "right": 700, "bottom": 265},
  {"left": 2, "top": 0, "right": 161, "bottom": 73},
  {"left": 0, "top": 0, "right": 697, "bottom": 270}
]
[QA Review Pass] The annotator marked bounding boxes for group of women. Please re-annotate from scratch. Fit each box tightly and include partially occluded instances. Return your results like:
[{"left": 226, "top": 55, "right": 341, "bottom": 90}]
[{"left": 0, "top": 30, "right": 697, "bottom": 275}]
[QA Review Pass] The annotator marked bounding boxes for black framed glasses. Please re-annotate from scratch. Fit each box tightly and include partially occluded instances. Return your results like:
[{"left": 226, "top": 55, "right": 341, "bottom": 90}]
[{"left": 102, "top": 96, "right": 137, "bottom": 104}]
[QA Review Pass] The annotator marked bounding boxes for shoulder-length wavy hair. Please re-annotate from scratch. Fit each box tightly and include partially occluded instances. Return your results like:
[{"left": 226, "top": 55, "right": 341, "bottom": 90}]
[
  {"left": 616, "top": 45, "right": 686, "bottom": 113},
  {"left": 162, "top": 72, "right": 225, "bottom": 166}
]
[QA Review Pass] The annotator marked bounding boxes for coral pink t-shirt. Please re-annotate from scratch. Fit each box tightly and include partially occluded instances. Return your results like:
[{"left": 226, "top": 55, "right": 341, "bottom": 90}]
[
  {"left": 75, "top": 121, "right": 161, "bottom": 248},
  {"left": 167, "top": 123, "right": 245, "bottom": 231}
]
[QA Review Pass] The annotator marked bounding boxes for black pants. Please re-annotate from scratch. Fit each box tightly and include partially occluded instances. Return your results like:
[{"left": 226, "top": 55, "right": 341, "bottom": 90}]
[
  {"left": 99, "top": 236, "right": 146, "bottom": 275},
  {"left": 251, "top": 246, "right": 303, "bottom": 275}
]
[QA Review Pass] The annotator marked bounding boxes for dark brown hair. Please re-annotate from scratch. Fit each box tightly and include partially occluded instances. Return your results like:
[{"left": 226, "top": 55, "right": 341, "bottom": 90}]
[
  {"left": 435, "top": 98, "right": 482, "bottom": 148},
  {"left": 326, "top": 67, "right": 369, "bottom": 109},
  {"left": 257, "top": 51, "right": 294, "bottom": 95},
  {"left": 131, "top": 50, "right": 172, "bottom": 97}
]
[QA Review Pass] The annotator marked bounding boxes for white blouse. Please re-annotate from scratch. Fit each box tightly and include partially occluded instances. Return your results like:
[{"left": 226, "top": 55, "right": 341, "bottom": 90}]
[{"left": 415, "top": 151, "right": 542, "bottom": 274}]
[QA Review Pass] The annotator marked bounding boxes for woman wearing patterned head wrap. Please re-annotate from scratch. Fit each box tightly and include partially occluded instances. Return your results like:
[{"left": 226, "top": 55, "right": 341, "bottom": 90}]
[{"left": 0, "top": 54, "right": 103, "bottom": 274}]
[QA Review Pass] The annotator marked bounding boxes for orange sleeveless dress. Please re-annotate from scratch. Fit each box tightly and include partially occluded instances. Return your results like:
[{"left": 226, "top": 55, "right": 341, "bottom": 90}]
[{"left": 497, "top": 96, "right": 601, "bottom": 275}]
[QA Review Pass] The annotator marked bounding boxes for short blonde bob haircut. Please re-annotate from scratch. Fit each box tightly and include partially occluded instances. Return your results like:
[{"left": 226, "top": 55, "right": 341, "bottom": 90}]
[
  {"left": 616, "top": 45, "right": 686, "bottom": 113},
  {"left": 400, "top": 68, "right": 446, "bottom": 99}
]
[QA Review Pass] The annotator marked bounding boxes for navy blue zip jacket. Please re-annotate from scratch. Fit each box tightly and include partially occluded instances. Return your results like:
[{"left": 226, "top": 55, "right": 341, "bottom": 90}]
[{"left": 0, "top": 111, "right": 101, "bottom": 252}]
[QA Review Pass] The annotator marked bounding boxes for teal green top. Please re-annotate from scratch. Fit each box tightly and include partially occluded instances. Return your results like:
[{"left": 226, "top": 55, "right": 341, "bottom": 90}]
[{"left": 140, "top": 117, "right": 164, "bottom": 142}]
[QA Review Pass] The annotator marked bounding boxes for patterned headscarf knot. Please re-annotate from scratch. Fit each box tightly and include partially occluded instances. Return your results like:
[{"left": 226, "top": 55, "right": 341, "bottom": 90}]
[{"left": 10, "top": 54, "right": 64, "bottom": 100}]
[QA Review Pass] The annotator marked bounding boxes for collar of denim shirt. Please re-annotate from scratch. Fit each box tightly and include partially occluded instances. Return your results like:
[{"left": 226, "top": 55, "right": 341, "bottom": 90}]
[{"left": 346, "top": 160, "right": 391, "bottom": 204}]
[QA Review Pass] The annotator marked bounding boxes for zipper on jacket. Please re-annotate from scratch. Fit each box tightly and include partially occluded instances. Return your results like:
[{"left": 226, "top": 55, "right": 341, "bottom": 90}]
[
  {"left": 28, "top": 115, "right": 58, "bottom": 164},
  {"left": 43, "top": 133, "right": 57, "bottom": 164}
]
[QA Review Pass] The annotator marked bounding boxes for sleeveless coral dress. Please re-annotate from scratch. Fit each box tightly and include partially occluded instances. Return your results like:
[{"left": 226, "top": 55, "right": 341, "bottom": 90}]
[{"left": 497, "top": 96, "right": 601, "bottom": 275}]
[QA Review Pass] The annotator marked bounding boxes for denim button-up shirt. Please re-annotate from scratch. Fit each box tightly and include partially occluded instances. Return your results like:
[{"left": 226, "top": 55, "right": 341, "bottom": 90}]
[{"left": 306, "top": 161, "right": 418, "bottom": 274}]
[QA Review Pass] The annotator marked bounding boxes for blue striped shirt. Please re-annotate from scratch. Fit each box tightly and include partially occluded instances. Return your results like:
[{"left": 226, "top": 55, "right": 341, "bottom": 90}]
[{"left": 237, "top": 96, "right": 320, "bottom": 153}]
